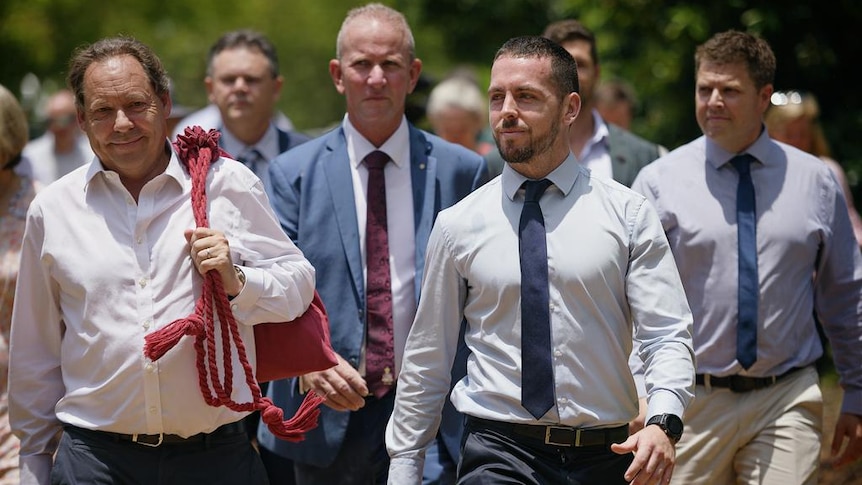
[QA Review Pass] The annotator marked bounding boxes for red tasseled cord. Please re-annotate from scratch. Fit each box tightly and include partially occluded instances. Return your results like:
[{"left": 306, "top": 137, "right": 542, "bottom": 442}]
[{"left": 143, "top": 126, "right": 324, "bottom": 441}]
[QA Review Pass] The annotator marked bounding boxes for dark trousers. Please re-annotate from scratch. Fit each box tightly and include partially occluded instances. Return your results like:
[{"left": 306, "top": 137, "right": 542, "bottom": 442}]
[
  {"left": 292, "top": 391, "right": 395, "bottom": 485},
  {"left": 53, "top": 423, "right": 268, "bottom": 485},
  {"left": 263, "top": 390, "right": 457, "bottom": 485},
  {"left": 252, "top": 382, "right": 299, "bottom": 484},
  {"left": 457, "top": 419, "right": 632, "bottom": 485}
]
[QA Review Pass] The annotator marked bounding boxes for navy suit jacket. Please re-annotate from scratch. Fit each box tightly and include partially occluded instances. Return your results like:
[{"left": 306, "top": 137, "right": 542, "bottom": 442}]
[
  {"left": 217, "top": 126, "right": 311, "bottom": 164},
  {"left": 258, "top": 123, "right": 487, "bottom": 467}
]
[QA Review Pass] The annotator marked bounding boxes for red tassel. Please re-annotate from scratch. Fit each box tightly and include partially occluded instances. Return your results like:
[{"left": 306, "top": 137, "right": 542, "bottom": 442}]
[
  {"left": 257, "top": 392, "right": 325, "bottom": 442},
  {"left": 144, "top": 315, "right": 204, "bottom": 361}
]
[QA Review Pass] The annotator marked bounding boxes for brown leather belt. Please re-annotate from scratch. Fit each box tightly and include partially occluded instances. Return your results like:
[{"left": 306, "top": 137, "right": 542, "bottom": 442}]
[
  {"left": 467, "top": 416, "right": 628, "bottom": 448},
  {"left": 696, "top": 366, "right": 805, "bottom": 393},
  {"left": 66, "top": 420, "right": 246, "bottom": 447}
]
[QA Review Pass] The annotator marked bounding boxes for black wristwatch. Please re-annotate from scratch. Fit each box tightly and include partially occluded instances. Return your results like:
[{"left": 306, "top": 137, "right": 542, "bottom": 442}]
[{"left": 646, "top": 413, "right": 684, "bottom": 444}]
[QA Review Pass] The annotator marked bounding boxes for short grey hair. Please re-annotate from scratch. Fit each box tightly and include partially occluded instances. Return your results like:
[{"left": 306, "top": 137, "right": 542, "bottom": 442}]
[
  {"left": 427, "top": 77, "right": 486, "bottom": 120},
  {"left": 335, "top": 3, "right": 415, "bottom": 61}
]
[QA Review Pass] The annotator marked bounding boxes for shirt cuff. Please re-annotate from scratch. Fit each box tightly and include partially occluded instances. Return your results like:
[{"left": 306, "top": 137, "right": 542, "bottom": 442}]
[
  {"left": 645, "top": 388, "right": 686, "bottom": 421},
  {"left": 228, "top": 266, "right": 262, "bottom": 322},
  {"left": 387, "top": 456, "right": 424, "bottom": 485}
]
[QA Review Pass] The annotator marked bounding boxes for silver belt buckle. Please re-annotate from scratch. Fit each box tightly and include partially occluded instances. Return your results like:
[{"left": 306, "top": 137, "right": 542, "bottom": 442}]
[
  {"left": 544, "top": 426, "right": 577, "bottom": 447},
  {"left": 132, "top": 433, "right": 164, "bottom": 447}
]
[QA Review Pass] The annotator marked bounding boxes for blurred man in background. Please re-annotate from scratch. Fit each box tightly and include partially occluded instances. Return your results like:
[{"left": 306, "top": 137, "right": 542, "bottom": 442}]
[{"left": 22, "top": 89, "right": 93, "bottom": 185}]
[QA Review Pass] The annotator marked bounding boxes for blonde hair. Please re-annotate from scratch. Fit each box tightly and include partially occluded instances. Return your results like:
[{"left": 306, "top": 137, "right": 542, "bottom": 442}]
[
  {"left": 764, "top": 91, "right": 831, "bottom": 158},
  {"left": 0, "top": 84, "right": 29, "bottom": 169}
]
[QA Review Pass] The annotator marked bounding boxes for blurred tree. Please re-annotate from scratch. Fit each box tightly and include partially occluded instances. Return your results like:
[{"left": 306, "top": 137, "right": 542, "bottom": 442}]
[
  {"left": 403, "top": 0, "right": 862, "bottom": 192},
  {"left": 2, "top": 0, "right": 860, "bottom": 188}
]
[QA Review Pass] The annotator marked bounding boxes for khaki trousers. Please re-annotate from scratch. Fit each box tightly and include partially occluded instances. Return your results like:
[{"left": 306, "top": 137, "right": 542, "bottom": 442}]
[{"left": 671, "top": 366, "right": 822, "bottom": 485}]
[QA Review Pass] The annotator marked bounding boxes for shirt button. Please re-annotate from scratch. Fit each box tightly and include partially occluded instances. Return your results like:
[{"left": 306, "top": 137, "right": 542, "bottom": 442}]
[
  {"left": 139, "top": 277, "right": 148, "bottom": 288},
  {"left": 231, "top": 304, "right": 238, "bottom": 311},
  {"left": 553, "top": 349, "right": 563, "bottom": 358},
  {"left": 143, "top": 320, "right": 151, "bottom": 330},
  {"left": 149, "top": 406, "right": 157, "bottom": 414},
  {"left": 558, "top": 397, "right": 568, "bottom": 404},
  {"left": 145, "top": 363, "right": 155, "bottom": 372}
]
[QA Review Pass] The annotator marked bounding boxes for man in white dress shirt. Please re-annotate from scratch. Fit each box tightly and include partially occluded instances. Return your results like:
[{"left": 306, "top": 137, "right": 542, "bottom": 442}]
[
  {"left": 8, "top": 35, "right": 315, "bottom": 485},
  {"left": 386, "top": 35, "right": 695, "bottom": 485}
]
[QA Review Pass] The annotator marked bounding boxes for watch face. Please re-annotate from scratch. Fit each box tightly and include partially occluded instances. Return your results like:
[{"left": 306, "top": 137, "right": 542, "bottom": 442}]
[{"left": 665, "top": 414, "right": 684, "bottom": 436}]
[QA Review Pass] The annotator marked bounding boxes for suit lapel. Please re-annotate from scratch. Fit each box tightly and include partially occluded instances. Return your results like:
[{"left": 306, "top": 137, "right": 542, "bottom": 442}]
[
  {"left": 606, "top": 125, "right": 635, "bottom": 187},
  {"left": 277, "top": 128, "right": 291, "bottom": 153},
  {"left": 409, "top": 126, "right": 436, "bottom": 301},
  {"left": 322, "top": 130, "right": 365, "bottom": 300}
]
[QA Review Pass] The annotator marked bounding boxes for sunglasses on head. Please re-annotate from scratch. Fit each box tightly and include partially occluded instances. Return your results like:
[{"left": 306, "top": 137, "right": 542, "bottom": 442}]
[{"left": 770, "top": 91, "right": 804, "bottom": 106}]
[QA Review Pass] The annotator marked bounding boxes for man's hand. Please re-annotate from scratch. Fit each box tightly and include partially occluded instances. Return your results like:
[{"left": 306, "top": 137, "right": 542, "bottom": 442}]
[
  {"left": 184, "top": 227, "right": 243, "bottom": 296},
  {"left": 299, "top": 353, "right": 368, "bottom": 412},
  {"left": 611, "top": 424, "right": 675, "bottom": 485},
  {"left": 831, "top": 413, "right": 862, "bottom": 468}
]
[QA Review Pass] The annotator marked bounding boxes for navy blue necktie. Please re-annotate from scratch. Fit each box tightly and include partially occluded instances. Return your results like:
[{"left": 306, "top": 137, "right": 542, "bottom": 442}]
[
  {"left": 239, "top": 148, "right": 268, "bottom": 187},
  {"left": 731, "top": 154, "right": 758, "bottom": 369},
  {"left": 520, "top": 179, "right": 555, "bottom": 419}
]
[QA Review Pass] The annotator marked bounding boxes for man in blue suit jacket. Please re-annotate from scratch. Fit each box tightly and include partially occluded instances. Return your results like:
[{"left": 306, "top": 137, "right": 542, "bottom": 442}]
[{"left": 257, "top": 4, "right": 487, "bottom": 484}]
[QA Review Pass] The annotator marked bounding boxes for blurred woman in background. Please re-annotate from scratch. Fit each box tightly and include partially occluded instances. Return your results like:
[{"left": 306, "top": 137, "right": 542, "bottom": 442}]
[
  {"left": 0, "top": 83, "right": 38, "bottom": 485},
  {"left": 765, "top": 90, "right": 862, "bottom": 247}
]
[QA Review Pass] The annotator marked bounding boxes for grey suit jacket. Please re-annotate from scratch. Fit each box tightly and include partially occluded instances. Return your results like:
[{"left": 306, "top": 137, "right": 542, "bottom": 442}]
[
  {"left": 484, "top": 123, "right": 662, "bottom": 187},
  {"left": 606, "top": 123, "right": 663, "bottom": 187}
]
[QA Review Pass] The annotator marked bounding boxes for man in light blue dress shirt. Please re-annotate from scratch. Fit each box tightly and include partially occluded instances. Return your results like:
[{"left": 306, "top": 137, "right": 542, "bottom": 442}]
[
  {"left": 632, "top": 30, "right": 862, "bottom": 485},
  {"left": 386, "top": 35, "right": 695, "bottom": 485}
]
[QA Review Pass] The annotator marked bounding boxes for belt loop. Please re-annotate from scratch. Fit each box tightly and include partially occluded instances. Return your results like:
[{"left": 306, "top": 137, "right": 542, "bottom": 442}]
[{"left": 704, "top": 374, "right": 712, "bottom": 393}]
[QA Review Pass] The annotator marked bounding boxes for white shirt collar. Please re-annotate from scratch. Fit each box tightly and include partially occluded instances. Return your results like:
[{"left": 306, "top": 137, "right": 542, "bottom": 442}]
[
  {"left": 342, "top": 114, "right": 410, "bottom": 169},
  {"left": 220, "top": 123, "right": 280, "bottom": 162}
]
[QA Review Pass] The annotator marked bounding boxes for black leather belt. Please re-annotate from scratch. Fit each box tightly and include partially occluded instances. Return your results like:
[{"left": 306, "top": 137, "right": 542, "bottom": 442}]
[
  {"left": 66, "top": 420, "right": 246, "bottom": 447},
  {"left": 467, "top": 416, "right": 628, "bottom": 448},
  {"left": 696, "top": 366, "right": 805, "bottom": 393}
]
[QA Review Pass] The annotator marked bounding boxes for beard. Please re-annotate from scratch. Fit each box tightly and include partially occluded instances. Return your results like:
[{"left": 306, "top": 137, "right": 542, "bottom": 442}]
[{"left": 493, "top": 117, "right": 560, "bottom": 165}]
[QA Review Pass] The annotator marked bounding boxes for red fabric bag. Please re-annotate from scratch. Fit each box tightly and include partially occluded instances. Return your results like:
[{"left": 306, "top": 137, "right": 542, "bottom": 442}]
[{"left": 254, "top": 291, "right": 337, "bottom": 382}]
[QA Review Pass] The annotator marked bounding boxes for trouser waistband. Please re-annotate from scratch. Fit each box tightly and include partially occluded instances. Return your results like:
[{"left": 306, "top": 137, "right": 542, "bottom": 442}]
[
  {"left": 695, "top": 366, "right": 807, "bottom": 392},
  {"left": 466, "top": 416, "right": 628, "bottom": 448},
  {"left": 65, "top": 420, "right": 246, "bottom": 447}
]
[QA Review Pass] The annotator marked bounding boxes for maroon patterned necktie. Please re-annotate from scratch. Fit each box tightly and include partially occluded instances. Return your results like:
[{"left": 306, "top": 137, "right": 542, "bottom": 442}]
[{"left": 364, "top": 150, "right": 395, "bottom": 398}]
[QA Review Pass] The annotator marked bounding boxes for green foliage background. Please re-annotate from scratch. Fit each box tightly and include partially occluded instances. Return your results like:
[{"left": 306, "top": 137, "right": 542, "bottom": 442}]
[{"left": 2, "top": 0, "right": 861, "bottom": 191}]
